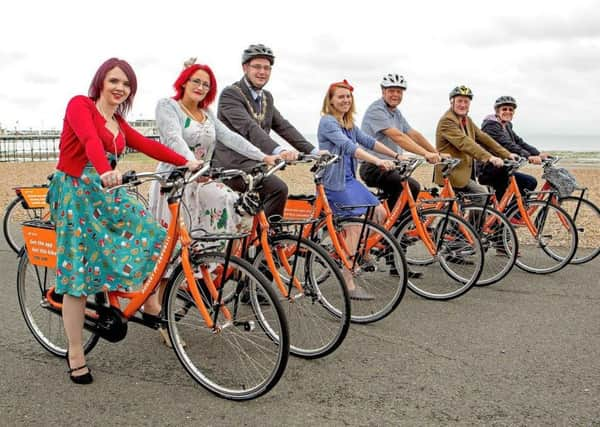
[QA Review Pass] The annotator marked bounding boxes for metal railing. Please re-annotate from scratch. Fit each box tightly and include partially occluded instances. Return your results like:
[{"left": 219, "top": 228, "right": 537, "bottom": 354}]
[{"left": 0, "top": 135, "right": 160, "bottom": 162}]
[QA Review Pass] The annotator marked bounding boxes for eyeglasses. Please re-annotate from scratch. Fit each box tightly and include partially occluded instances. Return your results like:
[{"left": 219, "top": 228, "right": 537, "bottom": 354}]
[
  {"left": 500, "top": 107, "right": 515, "bottom": 112},
  {"left": 249, "top": 64, "right": 272, "bottom": 72},
  {"left": 188, "top": 78, "right": 211, "bottom": 90}
]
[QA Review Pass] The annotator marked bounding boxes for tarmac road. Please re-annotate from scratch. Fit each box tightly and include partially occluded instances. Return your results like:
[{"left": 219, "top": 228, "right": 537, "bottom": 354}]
[{"left": 1, "top": 235, "right": 599, "bottom": 426}]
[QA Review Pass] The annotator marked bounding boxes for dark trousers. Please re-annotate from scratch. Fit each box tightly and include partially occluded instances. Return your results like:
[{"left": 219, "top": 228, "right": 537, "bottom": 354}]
[
  {"left": 491, "top": 171, "right": 538, "bottom": 202},
  {"left": 359, "top": 162, "right": 420, "bottom": 210},
  {"left": 224, "top": 174, "right": 288, "bottom": 219}
]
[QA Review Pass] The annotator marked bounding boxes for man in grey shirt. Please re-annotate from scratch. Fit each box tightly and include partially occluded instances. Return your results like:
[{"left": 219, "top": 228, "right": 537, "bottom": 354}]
[
  {"left": 360, "top": 73, "right": 442, "bottom": 209},
  {"left": 213, "top": 44, "right": 319, "bottom": 218}
]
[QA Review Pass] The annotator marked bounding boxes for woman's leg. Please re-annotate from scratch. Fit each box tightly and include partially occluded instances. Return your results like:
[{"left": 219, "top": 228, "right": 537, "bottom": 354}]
[{"left": 62, "top": 294, "right": 89, "bottom": 376}]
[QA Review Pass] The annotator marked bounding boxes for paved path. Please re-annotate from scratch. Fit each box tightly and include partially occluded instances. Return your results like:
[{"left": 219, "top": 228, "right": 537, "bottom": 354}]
[{"left": 1, "top": 235, "right": 599, "bottom": 426}]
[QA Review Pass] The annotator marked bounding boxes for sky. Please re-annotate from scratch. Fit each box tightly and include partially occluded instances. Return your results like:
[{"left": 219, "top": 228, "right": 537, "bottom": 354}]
[{"left": 1, "top": 0, "right": 599, "bottom": 147}]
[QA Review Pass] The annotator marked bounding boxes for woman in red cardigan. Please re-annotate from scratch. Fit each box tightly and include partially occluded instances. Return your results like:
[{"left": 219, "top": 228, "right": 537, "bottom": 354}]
[{"left": 48, "top": 58, "right": 201, "bottom": 384}]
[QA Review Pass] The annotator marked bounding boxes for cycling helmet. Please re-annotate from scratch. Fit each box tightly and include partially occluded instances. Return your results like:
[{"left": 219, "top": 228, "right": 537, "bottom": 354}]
[
  {"left": 449, "top": 85, "right": 474, "bottom": 100},
  {"left": 494, "top": 95, "right": 517, "bottom": 109},
  {"left": 242, "top": 44, "right": 275, "bottom": 65},
  {"left": 380, "top": 73, "right": 407, "bottom": 89}
]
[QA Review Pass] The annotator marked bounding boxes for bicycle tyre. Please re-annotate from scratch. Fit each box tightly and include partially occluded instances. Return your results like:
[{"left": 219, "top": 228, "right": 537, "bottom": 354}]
[
  {"left": 252, "top": 234, "right": 350, "bottom": 359},
  {"left": 4, "top": 195, "right": 50, "bottom": 253},
  {"left": 16, "top": 252, "right": 100, "bottom": 357},
  {"left": 461, "top": 205, "right": 518, "bottom": 286},
  {"left": 394, "top": 209, "right": 484, "bottom": 300},
  {"left": 506, "top": 200, "right": 578, "bottom": 274},
  {"left": 557, "top": 196, "right": 600, "bottom": 264},
  {"left": 315, "top": 218, "right": 407, "bottom": 324},
  {"left": 163, "top": 252, "right": 289, "bottom": 401}
]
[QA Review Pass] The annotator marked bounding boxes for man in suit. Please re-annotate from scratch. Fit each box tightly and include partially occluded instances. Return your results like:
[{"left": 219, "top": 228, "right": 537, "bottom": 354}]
[
  {"left": 434, "top": 85, "right": 515, "bottom": 195},
  {"left": 213, "top": 44, "right": 319, "bottom": 218}
]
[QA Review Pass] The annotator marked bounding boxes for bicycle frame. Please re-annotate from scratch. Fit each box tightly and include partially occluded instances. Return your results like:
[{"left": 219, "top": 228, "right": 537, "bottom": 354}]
[
  {"left": 283, "top": 164, "right": 382, "bottom": 273},
  {"left": 24, "top": 168, "right": 234, "bottom": 332}
]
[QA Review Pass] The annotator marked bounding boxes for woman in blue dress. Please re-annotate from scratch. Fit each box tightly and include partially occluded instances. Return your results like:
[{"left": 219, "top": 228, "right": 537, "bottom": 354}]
[{"left": 318, "top": 80, "right": 402, "bottom": 300}]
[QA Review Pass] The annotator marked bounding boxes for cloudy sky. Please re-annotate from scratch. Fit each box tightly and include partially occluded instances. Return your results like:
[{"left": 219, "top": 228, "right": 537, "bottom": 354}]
[{"left": 1, "top": 0, "right": 599, "bottom": 146}]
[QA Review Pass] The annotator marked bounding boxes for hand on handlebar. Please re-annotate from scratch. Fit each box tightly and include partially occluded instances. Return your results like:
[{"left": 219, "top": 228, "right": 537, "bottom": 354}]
[
  {"left": 424, "top": 152, "right": 442, "bottom": 164},
  {"left": 262, "top": 154, "right": 281, "bottom": 166},
  {"left": 377, "top": 159, "right": 396, "bottom": 171},
  {"left": 528, "top": 155, "right": 542, "bottom": 165},
  {"left": 185, "top": 159, "right": 204, "bottom": 171},
  {"left": 279, "top": 150, "right": 299, "bottom": 161},
  {"left": 487, "top": 156, "right": 504, "bottom": 168},
  {"left": 100, "top": 169, "right": 122, "bottom": 188}
]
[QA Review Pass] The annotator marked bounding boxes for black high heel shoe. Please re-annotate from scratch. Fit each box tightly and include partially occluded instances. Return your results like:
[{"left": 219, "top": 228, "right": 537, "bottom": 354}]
[{"left": 66, "top": 352, "right": 93, "bottom": 385}]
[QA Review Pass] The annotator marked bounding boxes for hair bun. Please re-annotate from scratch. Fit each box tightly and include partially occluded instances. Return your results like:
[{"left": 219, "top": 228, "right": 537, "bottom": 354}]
[{"left": 183, "top": 57, "right": 197, "bottom": 69}]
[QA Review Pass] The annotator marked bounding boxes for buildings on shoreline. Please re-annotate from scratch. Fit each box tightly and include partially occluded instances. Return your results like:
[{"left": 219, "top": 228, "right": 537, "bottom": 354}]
[{"left": 0, "top": 119, "right": 158, "bottom": 137}]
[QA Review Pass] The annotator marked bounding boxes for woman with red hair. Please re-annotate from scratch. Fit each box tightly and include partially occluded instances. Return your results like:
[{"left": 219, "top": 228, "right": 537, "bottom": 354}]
[
  {"left": 147, "top": 59, "right": 278, "bottom": 345},
  {"left": 47, "top": 58, "right": 202, "bottom": 384}
]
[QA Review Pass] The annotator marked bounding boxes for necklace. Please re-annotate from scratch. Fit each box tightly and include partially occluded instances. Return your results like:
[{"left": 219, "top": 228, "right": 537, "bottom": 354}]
[{"left": 178, "top": 101, "right": 205, "bottom": 123}]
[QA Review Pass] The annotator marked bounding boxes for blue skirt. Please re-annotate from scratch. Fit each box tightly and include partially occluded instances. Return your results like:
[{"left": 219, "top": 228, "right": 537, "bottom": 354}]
[{"left": 325, "top": 178, "right": 379, "bottom": 217}]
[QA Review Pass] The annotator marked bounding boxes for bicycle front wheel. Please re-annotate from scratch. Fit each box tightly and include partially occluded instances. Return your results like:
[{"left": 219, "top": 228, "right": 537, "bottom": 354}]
[
  {"left": 557, "top": 196, "right": 600, "bottom": 264},
  {"left": 461, "top": 205, "right": 518, "bottom": 286},
  {"left": 16, "top": 253, "right": 100, "bottom": 357},
  {"left": 395, "top": 209, "right": 484, "bottom": 300},
  {"left": 507, "top": 200, "right": 578, "bottom": 274},
  {"left": 163, "top": 252, "right": 289, "bottom": 401},
  {"left": 4, "top": 196, "right": 50, "bottom": 253},
  {"left": 317, "top": 218, "right": 407, "bottom": 324},
  {"left": 253, "top": 234, "right": 350, "bottom": 359}
]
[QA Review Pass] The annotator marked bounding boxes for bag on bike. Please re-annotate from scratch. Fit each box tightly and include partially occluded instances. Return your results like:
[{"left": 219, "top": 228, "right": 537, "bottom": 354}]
[
  {"left": 476, "top": 162, "right": 509, "bottom": 187},
  {"left": 542, "top": 167, "right": 578, "bottom": 198}
]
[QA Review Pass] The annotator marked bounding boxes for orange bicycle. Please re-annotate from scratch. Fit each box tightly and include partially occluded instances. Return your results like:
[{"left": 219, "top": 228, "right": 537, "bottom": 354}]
[
  {"left": 16, "top": 165, "right": 290, "bottom": 401},
  {"left": 490, "top": 157, "right": 578, "bottom": 274},
  {"left": 282, "top": 154, "right": 407, "bottom": 323},
  {"left": 536, "top": 156, "right": 599, "bottom": 265},
  {"left": 206, "top": 161, "right": 351, "bottom": 359},
  {"left": 418, "top": 158, "right": 519, "bottom": 286},
  {"left": 375, "top": 158, "right": 484, "bottom": 300}
]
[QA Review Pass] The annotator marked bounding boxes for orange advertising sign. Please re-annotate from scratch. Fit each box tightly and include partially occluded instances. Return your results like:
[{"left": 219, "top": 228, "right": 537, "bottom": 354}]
[
  {"left": 283, "top": 199, "right": 314, "bottom": 220},
  {"left": 22, "top": 222, "right": 57, "bottom": 267},
  {"left": 19, "top": 187, "right": 49, "bottom": 209}
]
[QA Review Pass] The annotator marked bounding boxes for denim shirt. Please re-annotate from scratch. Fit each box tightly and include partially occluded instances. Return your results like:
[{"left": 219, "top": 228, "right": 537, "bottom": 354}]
[{"left": 317, "top": 115, "right": 376, "bottom": 191}]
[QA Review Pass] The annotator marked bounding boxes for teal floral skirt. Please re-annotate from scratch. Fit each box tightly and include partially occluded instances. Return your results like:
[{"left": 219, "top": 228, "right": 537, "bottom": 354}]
[{"left": 48, "top": 168, "right": 166, "bottom": 297}]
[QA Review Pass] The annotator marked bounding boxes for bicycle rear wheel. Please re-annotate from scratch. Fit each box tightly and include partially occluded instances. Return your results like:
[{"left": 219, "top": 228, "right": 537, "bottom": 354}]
[
  {"left": 163, "top": 252, "right": 289, "bottom": 401},
  {"left": 395, "top": 209, "right": 484, "bottom": 300},
  {"left": 4, "top": 196, "right": 50, "bottom": 253},
  {"left": 557, "top": 196, "right": 600, "bottom": 264},
  {"left": 506, "top": 200, "right": 578, "bottom": 274},
  {"left": 252, "top": 234, "right": 350, "bottom": 359},
  {"left": 461, "top": 205, "right": 518, "bottom": 286},
  {"left": 316, "top": 218, "right": 407, "bottom": 324},
  {"left": 16, "top": 253, "right": 100, "bottom": 357}
]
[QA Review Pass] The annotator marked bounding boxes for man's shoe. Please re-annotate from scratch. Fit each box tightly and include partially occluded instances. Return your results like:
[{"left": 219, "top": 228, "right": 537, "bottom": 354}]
[{"left": 347, "top": 285, "right": 375, "bottom": 301}]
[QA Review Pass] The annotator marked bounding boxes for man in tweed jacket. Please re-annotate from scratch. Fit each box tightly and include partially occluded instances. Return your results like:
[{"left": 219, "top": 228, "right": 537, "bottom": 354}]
[
  {"left": 213, "top": 44, "right": 318, "bottom": 218},
  {"left": 434, "top": 85, "right": 515, "bottom": 194}
]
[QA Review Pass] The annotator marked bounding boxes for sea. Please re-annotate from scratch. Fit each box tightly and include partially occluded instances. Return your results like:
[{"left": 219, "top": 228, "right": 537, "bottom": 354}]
[{"left": 1, "top": 133, "right": 598, "bottom": 162}]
